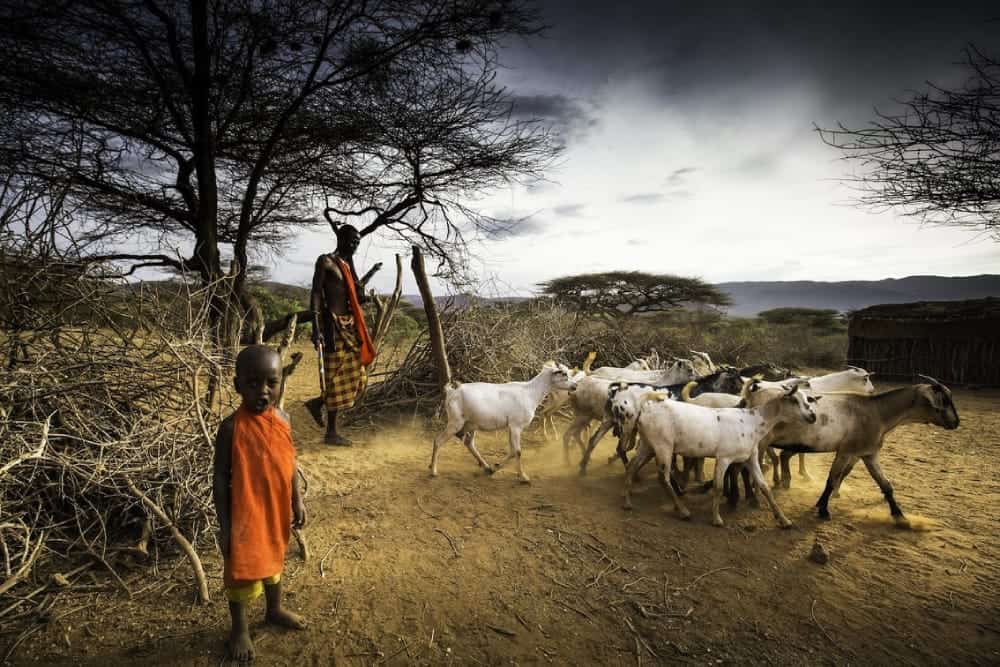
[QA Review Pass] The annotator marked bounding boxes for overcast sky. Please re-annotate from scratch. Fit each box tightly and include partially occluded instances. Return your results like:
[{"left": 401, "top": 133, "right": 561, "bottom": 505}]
[{"left": 274, "top": 0, "right": 1000, "bottom": 295}]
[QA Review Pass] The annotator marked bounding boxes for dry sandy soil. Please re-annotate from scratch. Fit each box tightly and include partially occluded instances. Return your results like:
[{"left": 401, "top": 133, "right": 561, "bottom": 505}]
[{"left": 7, "top": 361, "right": 1000, "bottom": 666}]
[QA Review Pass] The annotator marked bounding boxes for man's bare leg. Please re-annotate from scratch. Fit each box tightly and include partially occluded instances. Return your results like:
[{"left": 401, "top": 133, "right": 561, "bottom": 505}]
[
  {"left": 324, "top": 409, "right": 352, "bottom": 446},
  {"left": 263, "top": 580, "right": 306, "bottom": 629},
  {"left": 227, "top": 601, "right": 254, "bottom": 662}
]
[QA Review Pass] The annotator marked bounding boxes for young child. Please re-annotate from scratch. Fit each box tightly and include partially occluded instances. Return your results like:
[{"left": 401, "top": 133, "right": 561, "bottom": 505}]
[{"left": 213, "top": 344, "right": 307, "bottom": 662}]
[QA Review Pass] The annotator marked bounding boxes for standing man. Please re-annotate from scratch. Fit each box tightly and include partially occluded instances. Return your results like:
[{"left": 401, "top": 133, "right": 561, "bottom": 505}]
[{"left": 310, "top": 224, "right": 381, "bottom": 445}]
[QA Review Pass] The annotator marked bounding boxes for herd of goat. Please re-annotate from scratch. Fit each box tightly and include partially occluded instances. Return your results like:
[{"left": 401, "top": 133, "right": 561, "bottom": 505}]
[{"left": 429, "top": 351, "right": 961, "bottom": 529}]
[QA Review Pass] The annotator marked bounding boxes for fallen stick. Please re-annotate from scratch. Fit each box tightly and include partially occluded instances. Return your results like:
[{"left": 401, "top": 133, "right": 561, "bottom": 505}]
[
  {"left": 416, "top": 496, "right": 440, "bottom": 520},
  {"left": 434, "top": 528, "right": 460, "bottom": 557},
  {"left": 0, "top": 532, "right": 45, "bottom": 597},
  {"left": 624, "top": 616, "right": 657, "bottom": 659},
  {"left": 292, "top": 527, "right": 310, "bottom": 561},
  {"left": 688, "top": 566, "right": 733, "bottom": 588},
  {"left": 124, "top": 477, "right": 209, "bottom": 604},
  {"left": 811, "top": 599, "right": 835, "bottom": 644},
  {"left": 319, "top": 545, "right": 336, "bottom": 578},
  {"left": 0, "top": 415, "right": 49, "bottom": 478},
  {"left": 487, "top": 625, "right": 516, "bottom": 637}
]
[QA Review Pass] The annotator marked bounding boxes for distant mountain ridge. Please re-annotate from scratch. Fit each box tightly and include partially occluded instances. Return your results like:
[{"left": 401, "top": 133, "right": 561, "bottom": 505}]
[
  {"left": 716, "top": 274, "right": 1000, "bottom": 316},
  {"left": 396, "top": 275, "right": 1000, "bottom": 317},
  {"left": 245, "top": 274, "right": 1000, "bottom": 318}
]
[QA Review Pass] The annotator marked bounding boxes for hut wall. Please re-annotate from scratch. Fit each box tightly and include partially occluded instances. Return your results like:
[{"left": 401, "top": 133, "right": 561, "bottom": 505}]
[{"left": 847, "top": 334, "right": 1000, "bottom": 386}]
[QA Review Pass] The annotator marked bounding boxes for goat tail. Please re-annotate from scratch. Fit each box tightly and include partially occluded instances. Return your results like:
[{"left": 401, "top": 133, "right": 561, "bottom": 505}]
[
  {"left": 582, "top": 350, "right": 597, "bottom": 374},
  {"left": 680, "top": 381, "right": 697, "bottom": 402},
  {"left": 436, "top": 381, "right": 462, "bottom": 419}
]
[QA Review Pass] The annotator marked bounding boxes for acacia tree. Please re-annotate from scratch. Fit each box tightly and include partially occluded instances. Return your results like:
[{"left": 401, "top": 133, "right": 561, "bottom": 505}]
[
  {"left": 0, "top": 0, "right": 555, "bottom": 341},
  {"left": 818, "top": 45, "right": 1000, "bottom": 239},
  {"left": 538, "top": 271, "right": 732, "bottom": 318}
]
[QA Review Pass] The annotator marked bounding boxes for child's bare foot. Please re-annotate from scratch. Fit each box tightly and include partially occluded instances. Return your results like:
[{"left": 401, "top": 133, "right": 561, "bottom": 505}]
[
  {"left": 265, "top": 608, "right": 306, "bottom": 630},
  {"left": 228, "top": 627, "right": 254, "bottom": 662}
]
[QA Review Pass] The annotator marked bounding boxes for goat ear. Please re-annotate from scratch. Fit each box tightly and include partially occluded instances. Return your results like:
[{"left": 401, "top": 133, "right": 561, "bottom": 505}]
[{"left": 648, "top": 392, "right": 669, "bottom": 402}]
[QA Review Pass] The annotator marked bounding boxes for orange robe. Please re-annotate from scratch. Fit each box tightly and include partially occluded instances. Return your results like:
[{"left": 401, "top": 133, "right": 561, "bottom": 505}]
[
  {"left": 334, "top": 257, "right": 376, "bottom": 366},
  {"left": 224, "top": 406, "right": 295, "bottom": 584}
]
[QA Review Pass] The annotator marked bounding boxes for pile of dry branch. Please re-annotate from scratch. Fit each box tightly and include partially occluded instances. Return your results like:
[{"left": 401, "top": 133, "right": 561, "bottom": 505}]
[
  {"left": 349, "top": 300, "right": 695, "bottom": 422},
  {"left": 0, "top": 255, "right": 230, "bottom": 640}
]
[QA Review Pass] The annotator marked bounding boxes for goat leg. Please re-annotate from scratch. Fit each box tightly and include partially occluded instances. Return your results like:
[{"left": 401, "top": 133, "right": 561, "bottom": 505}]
[{"left": 861, "top": 454, "right": 909, "bottom": 528}]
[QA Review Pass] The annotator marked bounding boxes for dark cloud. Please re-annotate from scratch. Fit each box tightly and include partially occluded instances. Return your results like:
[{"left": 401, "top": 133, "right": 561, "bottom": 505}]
[
  {"left": 665, "top": 189, "right": 693, "bottom": 200},
  {"left": 504, "top": 1, "right": 998, "bottom": 123},
  {"left": 666, "top": 167, "right": 698, "bottom": 186},
  {"left": 509, "top": 93, "right": 597, "bottom": 140},
  {"left": 731, "top": 152, "right": 781, "bottom": 178},
  {"left": 619, "top": 193, "right": 665, "bottom": 205},
  {"left": 552, "top": 203, "right": 586, "bottom": 217},
  {"left": 524, "top": 178, "right": 559, "bottom": 195},
  {"left": 484, "top": 217, "right": 546, "bottom": 240}
]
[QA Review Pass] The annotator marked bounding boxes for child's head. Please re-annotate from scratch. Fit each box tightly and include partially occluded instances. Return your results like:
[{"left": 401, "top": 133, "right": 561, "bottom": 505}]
[{"left": 234, "top": 345, "right": 282, "bottom": 413}]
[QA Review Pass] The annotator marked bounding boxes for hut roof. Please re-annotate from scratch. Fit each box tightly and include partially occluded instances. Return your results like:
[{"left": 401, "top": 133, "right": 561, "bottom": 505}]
[
  {"left": 849, "top": 297, "right": 1000, "bottom": 339},
  {"left": 851, "top": 297, "right": 1000, "bottom": 322}
]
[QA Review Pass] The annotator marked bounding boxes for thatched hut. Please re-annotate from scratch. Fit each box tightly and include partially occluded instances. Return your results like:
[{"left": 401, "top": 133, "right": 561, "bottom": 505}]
[{"left": 847, "top": 297, "right": 1000, "bottom": 386}]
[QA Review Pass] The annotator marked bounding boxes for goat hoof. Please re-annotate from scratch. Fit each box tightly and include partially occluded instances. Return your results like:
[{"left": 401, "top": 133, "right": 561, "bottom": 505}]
[
  {"left": 518, "top": 475, "right": 531, "bottom": 484},
  {"left": 679, "top": 512, "right": 692, "bottom": 521},
  {"left": 578, "top": 466, "right": 588, "bottom": 477},
  {"left": 779, "top": 519, "right": 794, "bottom": 530},
  {"left": 817, "top": 509, "right": 831, "bottom": 521},
  {"left": 623, "top": 502, "right": 633, "bottom": 511},
  {"left": 893, "top": 516, "right": 911, "bottom": 530},
  {"left": 430, "top": 470, "right": 438, "bottom": 478},
  {"left": 484, "top": 466, "right": 496, "bottom": 476},
  {"left": 711, "top": 517, "right": 724, "bottom": 527},
  {"left": 781, "top": 480, "right": 791, "bottom": 490}
]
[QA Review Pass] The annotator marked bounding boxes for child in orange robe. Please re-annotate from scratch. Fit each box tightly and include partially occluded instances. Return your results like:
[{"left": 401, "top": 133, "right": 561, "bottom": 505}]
[{"left": 213, "top": 345, "right": 307, "bottom": 662}]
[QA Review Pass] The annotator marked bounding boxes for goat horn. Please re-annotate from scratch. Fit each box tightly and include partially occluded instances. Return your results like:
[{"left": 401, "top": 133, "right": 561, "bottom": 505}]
[{"left": 916, "top": 374, "right": 946, "bottom": 389}]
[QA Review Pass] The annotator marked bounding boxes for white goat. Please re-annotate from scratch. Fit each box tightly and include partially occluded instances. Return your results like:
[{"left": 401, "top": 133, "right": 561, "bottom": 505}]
[
  {"left": 563, "top": 359, "right": 698, "bottom": 467},
  {"left": 589, "top": 358, "right": 695, "bottom": 384},
  {"left": 612, "top": 384, "right": 819, "bottom": 527},
  {"left": 430, "top": 364, "right": 577, "bottom": 482},
  {"left": 537, "top": 352, "right": 596, "bottom": 438},
  {"left": 743, "top": 374, "right": 960, "bottom": 526},
  {"left": 679, "top": 379, "right": 747, "bottom": 408}
]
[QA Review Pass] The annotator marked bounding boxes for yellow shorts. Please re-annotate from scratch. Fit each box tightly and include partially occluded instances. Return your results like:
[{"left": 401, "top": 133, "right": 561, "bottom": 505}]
[{"left": 224, "top": 572, "right": 281, "bottom": 603}]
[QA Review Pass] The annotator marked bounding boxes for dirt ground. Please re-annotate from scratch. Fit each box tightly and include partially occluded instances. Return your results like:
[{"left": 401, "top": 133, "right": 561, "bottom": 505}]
[{"left": 8, "top": 356, "right": 1000, "bottom": 666}]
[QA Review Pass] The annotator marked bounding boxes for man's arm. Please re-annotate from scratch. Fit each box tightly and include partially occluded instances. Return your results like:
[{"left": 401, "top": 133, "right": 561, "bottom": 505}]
[
  {"left": 359, "top": 262, "right": 382, "bottom": 288},
  {"left": 310, "top": 256, "right": 328, "bottom": 348},
  {"left": 212, "top": 417, "right": 235, "bottom": 558},
  {"left": 357, "top": 262, "right": 382, "bottom": 305}
]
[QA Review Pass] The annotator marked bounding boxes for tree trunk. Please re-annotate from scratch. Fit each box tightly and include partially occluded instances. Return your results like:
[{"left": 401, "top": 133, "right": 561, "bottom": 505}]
[
  {"left": 410, "top": 246, "right": 451, "bottom": 392},
  {"left": 190, "top": 0, "right": 220, "bottom": 285}
]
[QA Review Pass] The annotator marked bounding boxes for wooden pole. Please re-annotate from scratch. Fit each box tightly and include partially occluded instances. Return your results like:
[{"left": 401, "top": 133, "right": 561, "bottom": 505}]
[{"left": 410, "top": 247, "right": 452, "bottom": 392}]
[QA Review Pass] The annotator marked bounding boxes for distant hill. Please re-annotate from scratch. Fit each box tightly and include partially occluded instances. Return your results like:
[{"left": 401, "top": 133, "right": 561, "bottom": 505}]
[
  {"left": 717, "top": 275, "right": 1000, "bottom": 316},
  {"left": 209, "top": 274, "right": 1000, "bottom": 318}
]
